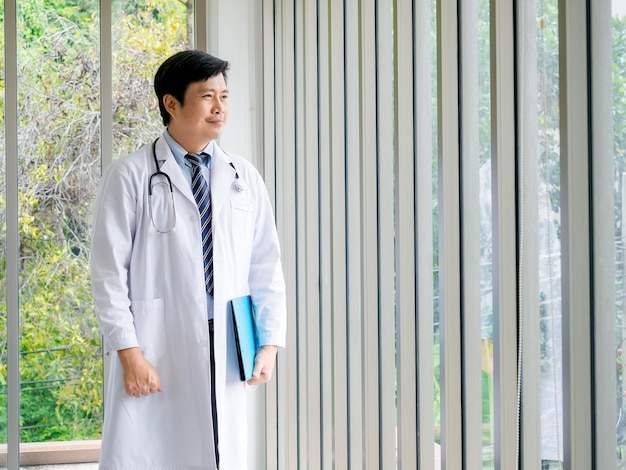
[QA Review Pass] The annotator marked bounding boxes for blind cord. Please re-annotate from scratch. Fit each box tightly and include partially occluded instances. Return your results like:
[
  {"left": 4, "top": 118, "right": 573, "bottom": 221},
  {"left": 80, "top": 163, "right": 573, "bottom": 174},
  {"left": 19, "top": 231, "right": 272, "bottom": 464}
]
[{"left": 516, "top": 1, "right": 526, "bottom": 467}]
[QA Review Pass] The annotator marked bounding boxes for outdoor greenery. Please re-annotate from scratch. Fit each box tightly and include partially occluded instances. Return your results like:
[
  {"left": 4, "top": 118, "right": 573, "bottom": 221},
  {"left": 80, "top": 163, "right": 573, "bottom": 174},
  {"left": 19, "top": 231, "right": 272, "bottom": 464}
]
[
  {"left": 0, "top": 0, "right": 189, "bottom": 442},
  {"left": 614, "top": 12, "right": 626, "bottom": 464}
]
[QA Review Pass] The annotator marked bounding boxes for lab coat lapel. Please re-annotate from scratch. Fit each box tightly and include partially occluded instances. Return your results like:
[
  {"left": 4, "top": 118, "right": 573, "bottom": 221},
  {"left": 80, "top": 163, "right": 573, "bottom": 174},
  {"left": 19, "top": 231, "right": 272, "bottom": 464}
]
[
  {"left": 154, "top": 136, "right": 195, "bottom": 205},
  {"left": 210, "top": 146, "right": 232, "bottom": 220}
]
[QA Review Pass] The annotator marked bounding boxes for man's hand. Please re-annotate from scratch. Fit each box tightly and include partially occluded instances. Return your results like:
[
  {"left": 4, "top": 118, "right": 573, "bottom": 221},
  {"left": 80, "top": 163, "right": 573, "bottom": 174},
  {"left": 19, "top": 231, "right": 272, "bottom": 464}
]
[
  {"left": 248, "top": 345, "right": 278, "bottom": 386},
  {"left": 118, "top": 347, "right": 162, "bottom": 397}
]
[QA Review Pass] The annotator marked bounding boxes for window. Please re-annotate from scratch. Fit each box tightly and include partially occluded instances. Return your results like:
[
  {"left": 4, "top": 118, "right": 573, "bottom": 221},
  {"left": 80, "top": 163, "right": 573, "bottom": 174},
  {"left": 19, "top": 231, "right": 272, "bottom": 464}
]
[
  {"left": 0, "top": 1, "right": 190, "bottom": 465},
  {"left": 2, "top": 0, "right": 620, "bottom": 468},
  {"left": 0, "top": 0, "right": 7, "bottom": 457},
  {"left": 16, "top": 0, "right": 102, "bottom": 444},
  {"left": 536, "top": 0, "right": 563, "bottom": 466},
  {"left": 612, "top": 0, "right": 626, "bottom": 466},
  {"left": 459, "top": 0, "right": 495, "bottom": 465}
]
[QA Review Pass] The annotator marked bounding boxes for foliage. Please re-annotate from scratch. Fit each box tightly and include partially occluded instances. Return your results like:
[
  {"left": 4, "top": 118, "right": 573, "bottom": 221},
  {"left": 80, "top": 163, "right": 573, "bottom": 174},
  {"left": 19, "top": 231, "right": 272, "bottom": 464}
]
[
  {"left": 614, "top": 14, "right": 626, "bottom": 240},
  {"left": 0, "top": 0, "right": 189, "bottom": 443},
  {"left": 614, "top": 13, "right": 626, "bottom": 458},
  {"left": 111, "top": 0, "right": 189, "bottom": 157}
]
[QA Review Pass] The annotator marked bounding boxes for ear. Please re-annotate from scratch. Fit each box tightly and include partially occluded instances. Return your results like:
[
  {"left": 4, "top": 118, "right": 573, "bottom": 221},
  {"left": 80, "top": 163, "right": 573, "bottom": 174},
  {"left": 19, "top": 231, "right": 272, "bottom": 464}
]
[{"left": 163, "top": 94, "right": 179, "bottom": 119}]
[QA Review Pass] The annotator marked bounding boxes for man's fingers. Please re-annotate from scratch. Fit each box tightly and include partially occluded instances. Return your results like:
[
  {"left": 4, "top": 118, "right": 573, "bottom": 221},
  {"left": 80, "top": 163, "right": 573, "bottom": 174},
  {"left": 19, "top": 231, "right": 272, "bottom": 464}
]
[{"left": 124, "top": 367, "right": 162, "bottom": 397}]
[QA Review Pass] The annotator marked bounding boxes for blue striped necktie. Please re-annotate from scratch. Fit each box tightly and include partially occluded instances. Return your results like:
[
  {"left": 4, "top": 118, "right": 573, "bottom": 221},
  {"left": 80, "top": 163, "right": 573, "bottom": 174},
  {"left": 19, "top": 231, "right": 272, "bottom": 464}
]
[{"left": 185, "top": 153, "right": 214, "bottom": 295}]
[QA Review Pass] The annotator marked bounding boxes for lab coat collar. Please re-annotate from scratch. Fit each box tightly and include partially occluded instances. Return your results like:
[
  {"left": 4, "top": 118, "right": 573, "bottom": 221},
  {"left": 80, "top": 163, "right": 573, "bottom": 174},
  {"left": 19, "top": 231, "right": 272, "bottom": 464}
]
[
  {"left": 154, "top": 134, "right": 235, "bottom": 220},
  {"left": 208, "top": 143, "right": 235, "bottom": 221},
  {"left": 154, "top": 136, "right": 195, "bottom": 206}
]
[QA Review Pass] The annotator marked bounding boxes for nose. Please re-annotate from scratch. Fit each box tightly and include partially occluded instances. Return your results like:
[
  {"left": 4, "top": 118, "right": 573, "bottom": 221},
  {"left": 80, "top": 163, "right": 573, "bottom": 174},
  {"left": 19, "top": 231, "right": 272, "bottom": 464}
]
[{"left": 213, "top": 98, "right": 226, "bottom": 114}]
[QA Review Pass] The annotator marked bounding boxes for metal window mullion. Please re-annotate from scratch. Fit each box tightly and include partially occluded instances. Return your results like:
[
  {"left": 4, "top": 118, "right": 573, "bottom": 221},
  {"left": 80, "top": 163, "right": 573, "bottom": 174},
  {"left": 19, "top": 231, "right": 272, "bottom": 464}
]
[
  {"left": 100, "top": 0, "right": 112, "bottom": 171},
  {"left": 490, "top": 0, "right": 518, "bottom": 467},
  {"left": 195, "top": 0, "right": 208, "bottom": 52},
  {"left": 5, "top": 0, "right": 19, "bottom": 467},
  {"left": 559, "top": 1, "right": 593, "bottom": 468},
  {"left": 437, "top": 0, "right": 463, "bottom": 468},
  {"left": 395, "top": 0, "right": 418, "bottom": 467},
  {"left": 98, "top": 0, "right": 113, "bottom": 437},
  {"left": 517, "top": 0, "right": 542, "bottom": 466},
  {"left": 590, "top": 1, "right": 617, "bottom": 469},
  {"left": 345, "top": 0, "right": 366, "bottom": 466},
  {"left": 415, "top": 0, "right": 436, "bottom": 468},
  {"left": 459, "top": 0, "right": 483, "bottom": 466},
  {"left": 198, "top": 0, "right": 220, "bottom": 53}
]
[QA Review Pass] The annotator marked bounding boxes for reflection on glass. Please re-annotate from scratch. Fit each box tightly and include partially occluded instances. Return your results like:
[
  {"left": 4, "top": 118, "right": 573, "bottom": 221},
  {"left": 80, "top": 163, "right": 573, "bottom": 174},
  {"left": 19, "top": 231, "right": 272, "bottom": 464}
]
[
  {"left": 16, "top": 0, "right": 102, "bottom": 444},
  {"left": 111, "top": 0, "right": 191, "bottom": 160},
  {"left": 614, "top": 0, "right": 626, "bottom": 466},
  {"left": 537, "top": 0, "right": 563, "bottom": 467}
]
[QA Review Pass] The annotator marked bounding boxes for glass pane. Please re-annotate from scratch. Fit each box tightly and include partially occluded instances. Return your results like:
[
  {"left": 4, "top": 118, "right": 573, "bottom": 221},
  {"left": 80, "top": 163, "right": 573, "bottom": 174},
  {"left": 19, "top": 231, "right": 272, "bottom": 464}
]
[
  {"left": 432, "top": 1, "right": 441, "bottom": 468},
  {"left": 536, "top": 0, "right": 563, "bottom": 466},
  {"left": 16, "top": 0, "right": 102, "bottom": 444},
  {"left": 613, "top": 0, "right": 626, "bottom": 466},
  {"left": 111, "top": 0, "right": 191, "bottom": 160}
]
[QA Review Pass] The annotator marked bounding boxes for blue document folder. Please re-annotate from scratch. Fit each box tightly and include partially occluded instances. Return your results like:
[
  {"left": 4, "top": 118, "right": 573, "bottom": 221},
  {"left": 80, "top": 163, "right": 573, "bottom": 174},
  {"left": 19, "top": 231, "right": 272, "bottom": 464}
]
[{"left": 230, "top": 295, "right": 258, "bottom": 381}]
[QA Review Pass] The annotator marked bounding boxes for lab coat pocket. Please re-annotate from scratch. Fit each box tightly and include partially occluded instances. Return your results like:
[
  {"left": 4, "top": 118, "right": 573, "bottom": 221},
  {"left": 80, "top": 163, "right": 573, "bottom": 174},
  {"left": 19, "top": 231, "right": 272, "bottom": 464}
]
[
  {"left": 231, "top": 200, "right": 253, "bottom": 248},
  {"left": 130, "top": 298, "right": 166, "bottom": 364}
]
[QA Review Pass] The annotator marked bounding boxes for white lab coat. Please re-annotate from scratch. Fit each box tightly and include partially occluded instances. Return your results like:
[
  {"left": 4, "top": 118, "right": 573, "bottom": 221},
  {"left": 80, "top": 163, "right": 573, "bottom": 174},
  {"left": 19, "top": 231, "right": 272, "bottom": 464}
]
[{"left": 90, "top": 135, "right": 287, "bottom": 470}]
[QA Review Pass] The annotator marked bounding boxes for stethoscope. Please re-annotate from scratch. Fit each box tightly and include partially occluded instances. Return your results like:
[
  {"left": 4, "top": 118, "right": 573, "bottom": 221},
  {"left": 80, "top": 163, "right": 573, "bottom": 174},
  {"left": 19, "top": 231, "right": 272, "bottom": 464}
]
[
  {"left": 229, "top": 161, "right": 249, "bottom": 192},
  {"left": 149, "top": 139, "right": 248, "bottom": 234}
]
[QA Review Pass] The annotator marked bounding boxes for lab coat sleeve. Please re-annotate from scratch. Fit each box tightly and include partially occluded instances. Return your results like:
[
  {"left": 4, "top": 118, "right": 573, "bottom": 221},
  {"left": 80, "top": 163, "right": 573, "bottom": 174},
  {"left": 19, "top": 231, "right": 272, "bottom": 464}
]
[
  {"left": 90, "top": 159, "right": 140, "bottom": 354},
  {"left": 248, "top": 170, "right": 287, "bottom": 348}
]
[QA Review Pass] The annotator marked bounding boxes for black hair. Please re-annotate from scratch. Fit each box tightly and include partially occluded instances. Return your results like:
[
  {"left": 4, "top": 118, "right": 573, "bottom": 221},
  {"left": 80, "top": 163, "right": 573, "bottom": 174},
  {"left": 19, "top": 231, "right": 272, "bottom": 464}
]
[{"left": 154, "top": 50, "right": 230, "bottom": 126}]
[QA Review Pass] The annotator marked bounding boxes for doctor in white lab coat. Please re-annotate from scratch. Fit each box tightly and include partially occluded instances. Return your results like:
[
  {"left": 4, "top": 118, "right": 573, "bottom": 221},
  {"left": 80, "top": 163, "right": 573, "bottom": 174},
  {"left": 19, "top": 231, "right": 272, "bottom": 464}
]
[{"left": 90, "top": 50, "right": 287, "bottom": 470}]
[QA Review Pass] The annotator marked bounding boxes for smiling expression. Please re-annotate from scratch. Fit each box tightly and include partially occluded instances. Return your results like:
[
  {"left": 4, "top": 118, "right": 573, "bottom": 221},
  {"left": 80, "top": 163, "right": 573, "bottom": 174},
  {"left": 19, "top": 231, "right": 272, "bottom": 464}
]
[{"left": 164, "top": 74, "right": 229, "bottom": 153}]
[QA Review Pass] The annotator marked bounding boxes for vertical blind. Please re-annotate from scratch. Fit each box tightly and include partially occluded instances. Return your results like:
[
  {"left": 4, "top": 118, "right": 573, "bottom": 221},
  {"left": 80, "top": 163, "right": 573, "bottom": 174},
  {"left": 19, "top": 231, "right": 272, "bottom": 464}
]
[
  {"left": 265, "top": 0, "right": 439, "bottom": 468},
  {"left": 260, "top": 0, "right": 603, "bottom": 468}
]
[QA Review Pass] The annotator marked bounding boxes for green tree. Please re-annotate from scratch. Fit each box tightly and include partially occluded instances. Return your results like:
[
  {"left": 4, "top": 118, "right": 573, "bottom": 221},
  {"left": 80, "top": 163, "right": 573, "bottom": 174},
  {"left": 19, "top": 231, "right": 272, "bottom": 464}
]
[{"left": 0, "top": 0, "right": 189, "bottom": 442}]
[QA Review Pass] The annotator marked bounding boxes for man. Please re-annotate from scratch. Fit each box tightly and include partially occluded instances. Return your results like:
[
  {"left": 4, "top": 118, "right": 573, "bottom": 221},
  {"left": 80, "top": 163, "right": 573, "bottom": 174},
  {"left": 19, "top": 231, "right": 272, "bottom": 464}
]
[{"left": 90, "top": 50, "right": 287, "bottom": 469}]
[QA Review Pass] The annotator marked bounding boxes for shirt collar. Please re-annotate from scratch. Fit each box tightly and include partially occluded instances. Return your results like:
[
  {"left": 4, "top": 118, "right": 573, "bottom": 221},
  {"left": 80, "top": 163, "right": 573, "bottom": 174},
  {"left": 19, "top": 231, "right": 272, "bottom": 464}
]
[{"left": 163, "top": 130, "right": 214, "bottom": 166}]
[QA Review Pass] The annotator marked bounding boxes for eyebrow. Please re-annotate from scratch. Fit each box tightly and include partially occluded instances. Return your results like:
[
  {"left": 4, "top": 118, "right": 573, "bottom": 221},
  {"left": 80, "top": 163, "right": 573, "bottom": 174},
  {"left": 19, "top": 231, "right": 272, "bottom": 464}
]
[{"left": 197, "top": 86, "right": 229, "bottom": 94}]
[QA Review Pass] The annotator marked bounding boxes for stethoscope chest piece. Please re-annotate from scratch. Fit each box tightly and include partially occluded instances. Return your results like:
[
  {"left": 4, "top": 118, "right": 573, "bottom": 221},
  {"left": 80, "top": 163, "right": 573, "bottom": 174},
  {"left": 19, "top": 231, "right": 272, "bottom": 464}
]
[
  {"left": 229, "top": 161, "right": 249, "bottom": 192},
  {"left": 234, "top": 179, "right": 249, "bottom": 192}
]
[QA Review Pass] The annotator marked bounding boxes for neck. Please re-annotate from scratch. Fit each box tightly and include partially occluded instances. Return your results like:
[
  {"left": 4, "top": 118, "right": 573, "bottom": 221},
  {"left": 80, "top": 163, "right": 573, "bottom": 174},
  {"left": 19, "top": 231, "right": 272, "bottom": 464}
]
[{"left": 167, "top": 127, "right": 210, "bottom": 154}]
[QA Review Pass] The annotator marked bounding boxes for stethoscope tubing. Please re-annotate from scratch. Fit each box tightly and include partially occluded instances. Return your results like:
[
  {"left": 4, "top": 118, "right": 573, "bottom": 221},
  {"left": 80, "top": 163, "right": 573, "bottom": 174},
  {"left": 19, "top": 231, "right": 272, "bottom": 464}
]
[
  {"left": 149, "top": 139, "right": 177, "bottom": 233},
  {"left": 148, "top": 137, "right": 248, "bottom": 233},
  {"left": 149, "top": 139, "right": 174, "bottom": 195}
]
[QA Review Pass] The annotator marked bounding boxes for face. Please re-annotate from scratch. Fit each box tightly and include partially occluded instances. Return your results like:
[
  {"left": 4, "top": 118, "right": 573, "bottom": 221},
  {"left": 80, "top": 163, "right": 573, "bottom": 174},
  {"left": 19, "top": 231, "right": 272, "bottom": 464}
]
[{"left": 164, "top": 74, "right": 229, "bottom": 152}]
